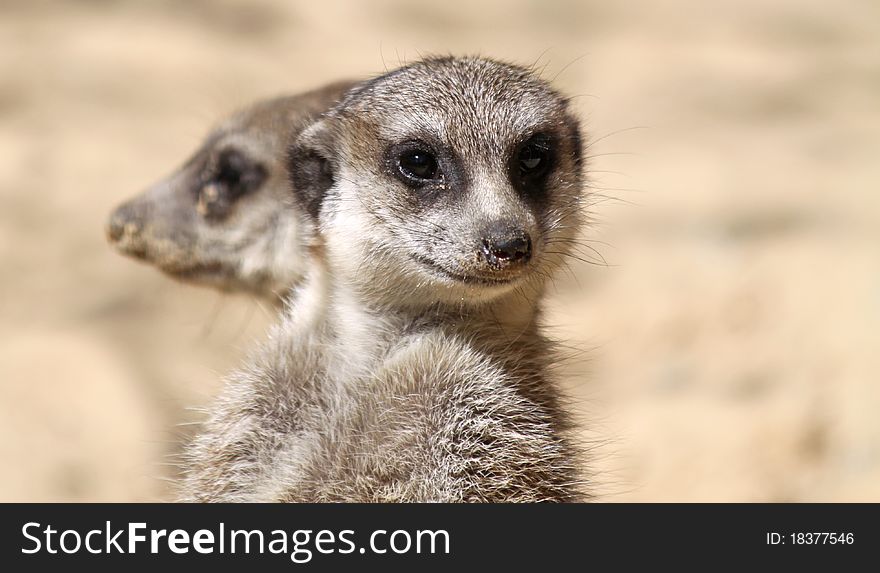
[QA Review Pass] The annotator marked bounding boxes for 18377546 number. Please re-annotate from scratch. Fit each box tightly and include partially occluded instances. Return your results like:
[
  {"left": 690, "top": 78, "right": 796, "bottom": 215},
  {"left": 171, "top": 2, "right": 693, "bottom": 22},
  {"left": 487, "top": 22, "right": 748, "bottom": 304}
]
[{"left": 791, "top": 532, "right": 854, "bottom": 545}]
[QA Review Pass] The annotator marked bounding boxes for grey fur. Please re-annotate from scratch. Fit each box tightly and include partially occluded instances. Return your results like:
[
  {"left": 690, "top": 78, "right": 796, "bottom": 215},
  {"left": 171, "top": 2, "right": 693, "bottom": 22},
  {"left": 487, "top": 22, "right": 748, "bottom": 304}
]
[
  {"left": 106, "top": 80, "right": 356, "bottom": 301},
  {"left": 180, "top": 56, "right": 589, "bottom": 502}
]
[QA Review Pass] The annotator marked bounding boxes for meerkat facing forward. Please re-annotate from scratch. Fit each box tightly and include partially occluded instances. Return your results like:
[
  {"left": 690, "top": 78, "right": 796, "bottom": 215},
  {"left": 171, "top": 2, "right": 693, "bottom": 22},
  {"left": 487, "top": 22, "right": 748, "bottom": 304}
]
[
  {"left": 180, "top": 56, "right": 588, "bottom": 502},
  {"left": 106, "top": 80, "right": 356, "bottom": 302}
]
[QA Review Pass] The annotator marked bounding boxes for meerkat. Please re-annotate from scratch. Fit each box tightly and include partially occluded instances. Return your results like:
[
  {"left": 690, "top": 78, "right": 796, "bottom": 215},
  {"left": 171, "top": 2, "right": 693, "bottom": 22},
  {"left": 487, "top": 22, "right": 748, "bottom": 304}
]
[
  {"left": 180, "top": 56, "right": 588, "bottom": 502},
  {"left": 106, "top": 80, "right": 356, "bottom": 301}
]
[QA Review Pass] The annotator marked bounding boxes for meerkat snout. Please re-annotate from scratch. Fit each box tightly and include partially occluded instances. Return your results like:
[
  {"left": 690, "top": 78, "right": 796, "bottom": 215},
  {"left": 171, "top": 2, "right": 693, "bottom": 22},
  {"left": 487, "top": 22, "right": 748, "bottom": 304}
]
[
  {"left": 479, "top": 224, "right": 532, "bottom": 270},
  {"left": 106, "top": 197, "right": 150, "bottom": 252},
  {"left": 106, "top": 206, "right": 134, "bottom": 243}
]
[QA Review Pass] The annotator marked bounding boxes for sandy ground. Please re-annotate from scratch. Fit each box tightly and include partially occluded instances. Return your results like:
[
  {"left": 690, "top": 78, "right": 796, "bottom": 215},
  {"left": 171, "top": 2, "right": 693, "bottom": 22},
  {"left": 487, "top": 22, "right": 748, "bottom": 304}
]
[{"left": 1, "top": 0, "right": 878, "bottom": 501}]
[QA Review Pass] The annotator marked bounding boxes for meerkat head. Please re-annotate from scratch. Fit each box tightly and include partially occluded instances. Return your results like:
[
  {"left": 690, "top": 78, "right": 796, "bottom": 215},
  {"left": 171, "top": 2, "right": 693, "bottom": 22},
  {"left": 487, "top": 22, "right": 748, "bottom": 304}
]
[
  {"left": 289, "top": 57, "right": 584, "bottom": 309},
  {"left": 106, "top": 82, "right": 355, "bottom": 299}
]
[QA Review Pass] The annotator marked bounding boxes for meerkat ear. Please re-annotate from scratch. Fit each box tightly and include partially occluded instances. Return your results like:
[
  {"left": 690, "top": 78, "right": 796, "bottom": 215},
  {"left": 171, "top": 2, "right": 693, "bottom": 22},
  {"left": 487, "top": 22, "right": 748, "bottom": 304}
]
[{"left": 287, "top": 119, "right": 336, "bottom": 221}]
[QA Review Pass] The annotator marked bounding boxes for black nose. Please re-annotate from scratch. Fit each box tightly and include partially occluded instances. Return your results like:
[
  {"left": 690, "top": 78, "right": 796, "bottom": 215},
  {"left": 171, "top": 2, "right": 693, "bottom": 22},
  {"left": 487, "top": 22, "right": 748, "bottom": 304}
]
[
  {"left": 480, "top": 228, "right": 532, "bottom": 269},
  {"left": 106, "top": 202, "right": 143, "bottom": 243},
  {"left": 106, "top": 215, "right": 126, "bottom": 242}
]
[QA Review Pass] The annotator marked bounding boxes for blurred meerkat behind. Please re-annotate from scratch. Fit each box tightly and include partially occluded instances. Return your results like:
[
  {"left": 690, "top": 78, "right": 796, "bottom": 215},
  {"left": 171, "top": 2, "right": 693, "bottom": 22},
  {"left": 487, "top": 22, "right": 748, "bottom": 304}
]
[{"left": 106, "top": 80, "right": 356, "bottom": 302}]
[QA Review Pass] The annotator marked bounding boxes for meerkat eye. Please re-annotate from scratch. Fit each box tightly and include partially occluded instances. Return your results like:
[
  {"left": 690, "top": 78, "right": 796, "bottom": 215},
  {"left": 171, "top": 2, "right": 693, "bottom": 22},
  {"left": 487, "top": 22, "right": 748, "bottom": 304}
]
[
  {"left": 197, "top": 149, "right": 266, "bottom": 219},
  {"left": 214, "top": 154, "right": 243, "bottom": 186},
  {"left": 214, "top": 150, "right": 265, "bottom": 190},
  {"left": 517, "top": 134, "right": 552, "bottom": 177},
  {"left": 397, "top": 149, "right": 439, "bottom": 182}
]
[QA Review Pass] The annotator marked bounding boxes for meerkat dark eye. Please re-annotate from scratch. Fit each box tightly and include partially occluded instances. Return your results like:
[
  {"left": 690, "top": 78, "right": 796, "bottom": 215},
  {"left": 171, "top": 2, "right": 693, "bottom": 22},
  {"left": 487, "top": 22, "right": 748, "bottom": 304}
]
[
  {"left": 517, "top": 134, "right": 553, "bottom": 177},
  {"left": 215, "top": 155, "right": 242, "bottom": 186},
  {"left": 197, "top": 149, "right": 267, "bottom": 220},
  {"left": 212, "top": 149, "right": 266, "bottom": 197},
  {"left": 397, "top": 149, "right": 439, "bottom": 182}
]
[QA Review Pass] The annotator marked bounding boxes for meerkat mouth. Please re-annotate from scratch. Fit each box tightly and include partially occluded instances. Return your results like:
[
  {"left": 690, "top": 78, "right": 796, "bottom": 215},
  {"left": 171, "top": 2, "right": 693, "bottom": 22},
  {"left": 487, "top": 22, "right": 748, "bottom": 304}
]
[
  {"left": 112, "top": 243, "right": 149, "bottom": 261},
  {"left": 115, "top": 244, "right": 226, "bottom": 286},
  {"left": 161, "top": 261, "right": 228, "bottom": 282},
  {"left": 410, "top": 255, "right": 522, "bottom": 287}
]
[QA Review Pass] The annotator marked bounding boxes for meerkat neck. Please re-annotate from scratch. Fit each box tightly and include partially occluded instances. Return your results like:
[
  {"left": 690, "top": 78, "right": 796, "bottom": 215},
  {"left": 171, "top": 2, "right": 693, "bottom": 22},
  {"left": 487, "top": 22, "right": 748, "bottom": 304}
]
[
  {"left": 330, "top": 277, "right": 544, "bottom": 357},
  {"left": 280, "top": 246, "right": 547, "bottom": 380}
]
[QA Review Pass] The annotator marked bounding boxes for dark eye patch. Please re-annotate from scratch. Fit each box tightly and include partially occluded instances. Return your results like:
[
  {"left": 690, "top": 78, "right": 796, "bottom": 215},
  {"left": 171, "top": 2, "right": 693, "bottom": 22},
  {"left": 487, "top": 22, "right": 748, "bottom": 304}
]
[
  {"left": 213, "top": 149, "right": 267, "bottom": 199},
  {"left": 508, "top": 132, "right": 556, "bottom": 201},
  {"left": 197, "top": 148, "right": 267, "bottom": 220}
]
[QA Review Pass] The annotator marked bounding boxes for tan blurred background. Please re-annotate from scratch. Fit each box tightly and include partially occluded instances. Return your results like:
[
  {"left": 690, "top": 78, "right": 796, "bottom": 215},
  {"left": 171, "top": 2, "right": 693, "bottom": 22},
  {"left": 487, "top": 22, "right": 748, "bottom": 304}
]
[{"left": 1, "top": 0, "right": 878, "bottom": 501}]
